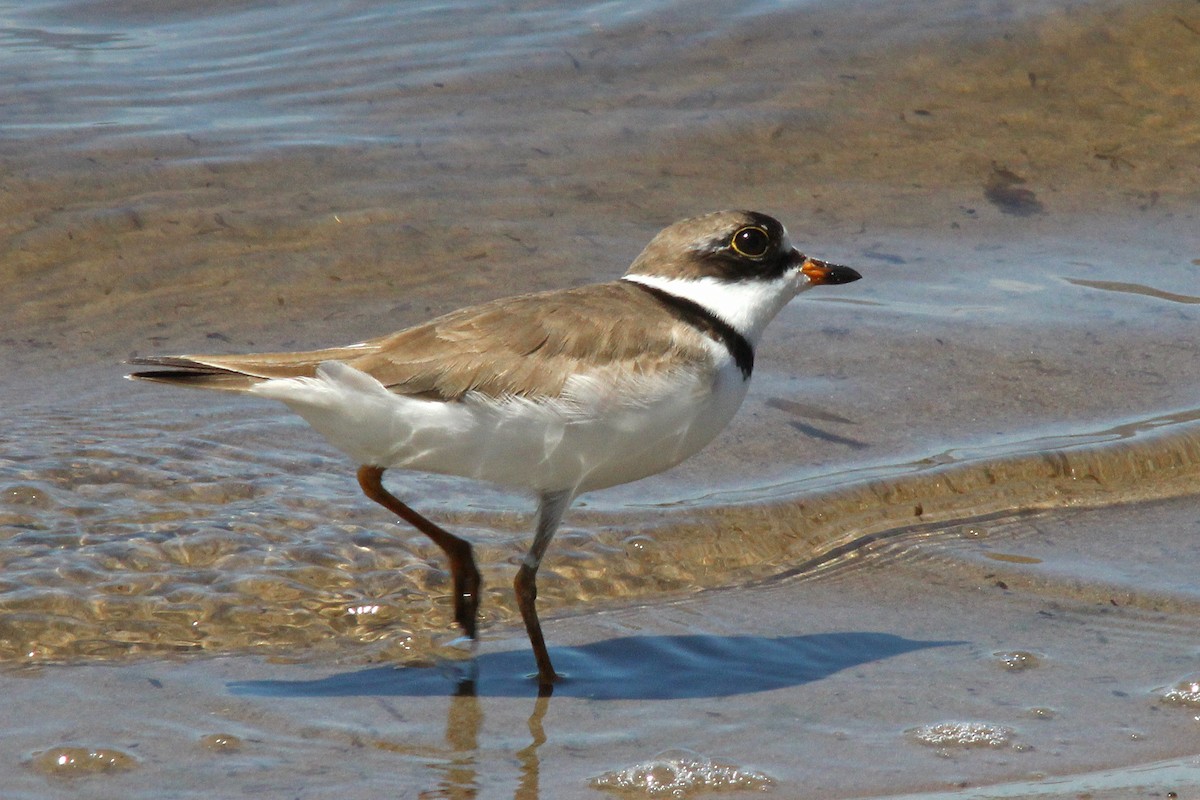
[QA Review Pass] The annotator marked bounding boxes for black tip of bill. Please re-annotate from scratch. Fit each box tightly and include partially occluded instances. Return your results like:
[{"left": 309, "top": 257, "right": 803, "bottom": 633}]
[{"left": 802, "top": 257, "right": 862, "bottom": 286}]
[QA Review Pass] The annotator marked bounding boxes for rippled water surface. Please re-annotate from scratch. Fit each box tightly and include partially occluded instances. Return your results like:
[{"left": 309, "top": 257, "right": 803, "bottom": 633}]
[{"left": 2, "top": 0, "right": 1200, "bottom": 797}]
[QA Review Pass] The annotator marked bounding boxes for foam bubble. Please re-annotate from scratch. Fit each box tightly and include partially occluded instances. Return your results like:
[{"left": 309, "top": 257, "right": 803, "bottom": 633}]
[
  {"left": 908, "top": 721, "right": 1014, "bottom": 748},
  {"left": 591, "top": 748, "right": 774, "bottom": 797},
  {"left": 27, "top": 745, "right": 139, "bottom": 776},
  {"left": 1159, "top": 674, "right": 1200, "bottom": 707}
]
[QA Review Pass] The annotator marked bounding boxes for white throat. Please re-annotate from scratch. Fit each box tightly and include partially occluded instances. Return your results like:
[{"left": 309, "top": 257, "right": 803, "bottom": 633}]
[{"left": 621, "top": 272, "right": 807, "bottom": 345}]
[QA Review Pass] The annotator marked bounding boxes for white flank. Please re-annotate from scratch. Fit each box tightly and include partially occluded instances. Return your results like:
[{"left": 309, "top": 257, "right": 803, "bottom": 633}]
[{"left": 250, "top": 352, "right": 749, "bottom": 495}]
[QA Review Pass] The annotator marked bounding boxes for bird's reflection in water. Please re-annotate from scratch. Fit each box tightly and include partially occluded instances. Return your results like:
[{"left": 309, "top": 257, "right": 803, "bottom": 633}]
[
  {"left": 516, "top": 691, "right": 551, "bottom": 800},
  {"left": 231, "top": 633, "right": 957, "bottom": 799},
  {"left": 436, "top": 684, "right": 483, "bottom": 799},
  {"left": 427, "top": 681, "right": 550, "bottom": 800}
]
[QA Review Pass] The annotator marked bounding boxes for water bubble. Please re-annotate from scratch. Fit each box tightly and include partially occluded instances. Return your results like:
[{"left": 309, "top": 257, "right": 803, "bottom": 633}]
[
  {"left": 2, "top": 485, "right": 55, "bottom": 508},
  {"left": 591, "top": 748, "right": 774, "bottom": 797},
  {"left": 622, "top": 534, "right": 656, "bottom": 555},
  {"left": 200, "top": 733, "right": 243, "bottom": 752},
  {"left": 908, "top": 721, "right": 1015, "bottom": 748},
  {"left": 994, "top": 650, "right": 1042, "bottom": 670},
  {"left": 27, "top": 745, "right": 139, "bottom": 776}
]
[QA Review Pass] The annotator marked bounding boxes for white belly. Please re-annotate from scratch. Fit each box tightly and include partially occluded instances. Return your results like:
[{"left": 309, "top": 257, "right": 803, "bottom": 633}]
[{"left": 251, "top": 357, "right": 749, "bottom": 494}]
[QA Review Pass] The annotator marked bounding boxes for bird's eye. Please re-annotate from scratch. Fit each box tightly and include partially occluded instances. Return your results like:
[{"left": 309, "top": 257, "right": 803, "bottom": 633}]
[{"left": 730, "top": 226, "right": 770, "bottom": 258}]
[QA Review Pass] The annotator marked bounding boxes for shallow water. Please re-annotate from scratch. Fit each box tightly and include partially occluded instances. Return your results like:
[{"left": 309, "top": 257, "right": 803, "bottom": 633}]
[
  {"left": 2, "top": 0, "right": 1200, "bottom": 797},
  {"left": 9, "top": 495, "right": 1200, "bottom": 798}
]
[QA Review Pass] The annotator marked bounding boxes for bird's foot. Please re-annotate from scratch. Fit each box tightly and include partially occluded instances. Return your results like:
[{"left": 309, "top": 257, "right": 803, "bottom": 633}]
[{"left": 435, "top": 634, "right": 479, "bottom": 688}]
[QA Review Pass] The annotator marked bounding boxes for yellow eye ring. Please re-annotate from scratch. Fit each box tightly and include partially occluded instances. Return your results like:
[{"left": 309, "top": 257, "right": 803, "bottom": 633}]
[{"left": 730, "top": 226, "right": 770, "bottom": 258}]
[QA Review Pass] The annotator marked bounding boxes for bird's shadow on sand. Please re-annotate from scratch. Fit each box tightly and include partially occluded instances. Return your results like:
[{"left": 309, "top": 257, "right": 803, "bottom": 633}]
[{"left": 229, "top": 632, "right": 961, "bottom": 700}]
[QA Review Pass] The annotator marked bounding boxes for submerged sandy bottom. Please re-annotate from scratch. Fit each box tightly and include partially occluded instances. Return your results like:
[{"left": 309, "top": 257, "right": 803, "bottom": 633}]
[
  {"left": 3, "top": 0, "right": 1200, "bottom": 797},
  {"left": 8, "top": 494, "right": 1200, "bottom": 799}
]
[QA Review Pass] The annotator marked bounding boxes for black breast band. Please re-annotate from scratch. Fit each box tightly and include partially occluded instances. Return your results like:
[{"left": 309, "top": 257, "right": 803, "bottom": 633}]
[{"left": 625, "top": 280, "right": 754, "bottom": 380}]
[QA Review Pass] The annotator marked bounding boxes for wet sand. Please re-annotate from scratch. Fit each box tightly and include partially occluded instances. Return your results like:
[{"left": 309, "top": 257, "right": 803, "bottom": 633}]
[
  {"left": 3, "top": 0, "right": 1200, "bottom": 797},
  {"left": 9, "top": 494, "right": 1200, "bottom": 798}
]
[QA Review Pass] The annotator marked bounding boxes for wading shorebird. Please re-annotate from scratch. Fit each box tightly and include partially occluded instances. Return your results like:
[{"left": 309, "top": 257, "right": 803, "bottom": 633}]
[{"left": 129, "top": 210, "right": 862, "bottom": 686}]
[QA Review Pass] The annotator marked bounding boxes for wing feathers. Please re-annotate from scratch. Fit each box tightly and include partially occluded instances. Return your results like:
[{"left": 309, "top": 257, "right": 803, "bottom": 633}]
[{"left": 128, "top": 282, "right": 714, "bottom": 401}]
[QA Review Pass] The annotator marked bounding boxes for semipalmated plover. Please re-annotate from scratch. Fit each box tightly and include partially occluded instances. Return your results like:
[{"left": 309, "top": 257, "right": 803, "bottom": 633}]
[{"left": 129, "top": 210, "right": 862, "bottom": 686}]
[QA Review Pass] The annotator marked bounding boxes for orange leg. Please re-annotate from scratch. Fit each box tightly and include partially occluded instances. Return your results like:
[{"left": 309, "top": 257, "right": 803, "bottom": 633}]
[{"left": 357, "top": 466, "right": 482, "bottom": 639}]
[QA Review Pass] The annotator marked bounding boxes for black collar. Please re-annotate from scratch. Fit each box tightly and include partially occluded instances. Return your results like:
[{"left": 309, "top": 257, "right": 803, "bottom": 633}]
[{"left": 625, "top": 280, "right": 754, "bottom": 379}]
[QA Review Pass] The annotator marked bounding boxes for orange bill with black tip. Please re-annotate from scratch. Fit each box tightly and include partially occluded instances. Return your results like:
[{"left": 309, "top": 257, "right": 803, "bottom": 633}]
[{"left": 801, "top": 257, "right": 862, "bottom": 285}]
